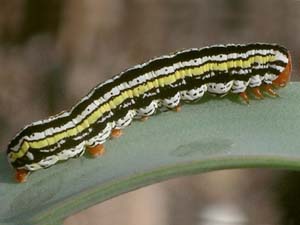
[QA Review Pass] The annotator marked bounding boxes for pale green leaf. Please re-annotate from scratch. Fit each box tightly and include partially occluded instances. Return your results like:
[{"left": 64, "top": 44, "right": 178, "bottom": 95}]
[{"left": 1, "top": 82, "right": 300, "bottom": 225}]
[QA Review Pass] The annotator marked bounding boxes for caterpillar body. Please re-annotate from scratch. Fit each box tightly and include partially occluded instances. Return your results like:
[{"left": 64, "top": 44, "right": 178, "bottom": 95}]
[{"left": 7, "top": 43, "right": 292, "bottom": 183}]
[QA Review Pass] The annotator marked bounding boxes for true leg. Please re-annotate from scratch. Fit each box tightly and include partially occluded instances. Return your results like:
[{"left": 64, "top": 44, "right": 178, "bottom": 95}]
[
  {"left": 15, "top": 169, "right": 29, "bottom": 183},
  {"left": 87, "top": 144, "right": 105, "bottom": 157},
  {"left": 111, "top": 129, "right": 123, "bottom": 138}
]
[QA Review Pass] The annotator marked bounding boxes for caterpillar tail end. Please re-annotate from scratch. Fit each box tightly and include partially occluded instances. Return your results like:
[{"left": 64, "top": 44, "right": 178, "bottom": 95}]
[
  {"left": 87, "top": 144, "right": 106, "bottom": 158},
  {"left": 15, "top": 169, "right": 29, "bottom": 183},
  {"left": 272, "top": 52, "right": 292, "bottom": 88}
]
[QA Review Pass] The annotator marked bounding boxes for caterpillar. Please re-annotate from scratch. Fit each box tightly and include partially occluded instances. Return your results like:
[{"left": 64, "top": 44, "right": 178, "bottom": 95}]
[{"left": 6, "top": 43, "right": 292, "bottom": 183}]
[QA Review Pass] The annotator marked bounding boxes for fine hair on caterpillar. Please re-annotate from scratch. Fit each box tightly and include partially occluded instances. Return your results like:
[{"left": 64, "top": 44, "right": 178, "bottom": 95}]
[{"left": 6, "top": 43, "right": 292, "bottom": 183}]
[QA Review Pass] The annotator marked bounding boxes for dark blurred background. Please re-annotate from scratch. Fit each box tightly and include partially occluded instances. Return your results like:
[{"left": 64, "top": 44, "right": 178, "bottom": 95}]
[{"left": 0, "top": 0, "right": 299, "bottom": 224}]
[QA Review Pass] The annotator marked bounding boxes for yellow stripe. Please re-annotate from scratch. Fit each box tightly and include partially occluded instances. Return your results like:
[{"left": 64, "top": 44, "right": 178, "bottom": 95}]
[{"left": 9, "top": 55, "right": 275, "bottom": 161}]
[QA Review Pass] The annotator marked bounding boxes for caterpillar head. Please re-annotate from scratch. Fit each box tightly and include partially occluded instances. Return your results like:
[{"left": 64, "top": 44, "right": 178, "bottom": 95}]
[{"left": 272, "top": 52, "right": 292, "bottom": 88}]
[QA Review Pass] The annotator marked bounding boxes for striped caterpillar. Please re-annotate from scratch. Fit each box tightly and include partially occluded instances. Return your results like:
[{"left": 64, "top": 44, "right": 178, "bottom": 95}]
[{"left": 7, "top": 43, "right": 292, "bottom": 183}]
